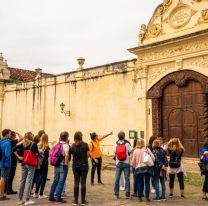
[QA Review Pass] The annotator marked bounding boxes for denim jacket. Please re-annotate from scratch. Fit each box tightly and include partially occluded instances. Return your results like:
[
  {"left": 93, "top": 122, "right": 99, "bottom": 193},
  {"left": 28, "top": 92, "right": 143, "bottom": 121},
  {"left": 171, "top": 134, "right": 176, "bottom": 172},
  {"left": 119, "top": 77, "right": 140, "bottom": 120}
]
[{"left": 0, "top": 137, "right": 11, "bottom": 168}]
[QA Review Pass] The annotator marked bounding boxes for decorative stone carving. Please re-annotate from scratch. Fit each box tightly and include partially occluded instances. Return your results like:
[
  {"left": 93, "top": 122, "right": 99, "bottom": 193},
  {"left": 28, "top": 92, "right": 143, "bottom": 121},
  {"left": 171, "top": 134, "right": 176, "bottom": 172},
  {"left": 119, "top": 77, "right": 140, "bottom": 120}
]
[
  {"left": 140, "top": 36, "right": 208, "bottom": 63},
  {"left": 147, "top": 24, "right": 162, "bottom": 38},
  {"left": 138, "top": 24, "right": 147, "bottom": 45},
  {"left": 133, "top": 59, "right": 148, "bottom": 80},
  {"left": 166, "top": 1, "right": 197, "bottom": 29},
  {"left": 148, "top": 62, "right": 175, "bottom": 84},
  {"left": 198, "top": 9, "right": 208, "bottom": 24},
  {"left": 0, "top": 53, "right": 10, "bottom": 80},
  {"left": 184, "top": 56, "right": 208, "bottom": 69}
]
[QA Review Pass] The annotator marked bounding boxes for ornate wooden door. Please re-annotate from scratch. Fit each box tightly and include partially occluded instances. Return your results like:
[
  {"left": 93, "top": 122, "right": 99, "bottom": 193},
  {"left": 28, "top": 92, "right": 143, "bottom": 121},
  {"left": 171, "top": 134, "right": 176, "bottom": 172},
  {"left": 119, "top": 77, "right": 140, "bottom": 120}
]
[{"left": 162, "top": 81, "right": 205, "bottom": 157}]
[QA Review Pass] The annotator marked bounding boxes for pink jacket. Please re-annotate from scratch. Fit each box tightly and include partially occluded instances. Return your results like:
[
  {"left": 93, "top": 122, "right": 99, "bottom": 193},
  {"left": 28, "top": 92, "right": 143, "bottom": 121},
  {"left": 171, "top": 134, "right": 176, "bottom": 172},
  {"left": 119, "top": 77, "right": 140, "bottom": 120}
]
[{"left": 132, "top": 147, "right": 155, "bottom": 169}]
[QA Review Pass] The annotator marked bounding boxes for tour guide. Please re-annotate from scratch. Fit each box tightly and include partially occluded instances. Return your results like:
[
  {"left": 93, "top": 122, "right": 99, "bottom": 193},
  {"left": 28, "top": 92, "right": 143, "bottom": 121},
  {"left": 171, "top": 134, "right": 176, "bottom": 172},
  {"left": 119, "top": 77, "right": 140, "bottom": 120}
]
[{"left": 89, "top": 131, "right": 112, "bottom": 185}]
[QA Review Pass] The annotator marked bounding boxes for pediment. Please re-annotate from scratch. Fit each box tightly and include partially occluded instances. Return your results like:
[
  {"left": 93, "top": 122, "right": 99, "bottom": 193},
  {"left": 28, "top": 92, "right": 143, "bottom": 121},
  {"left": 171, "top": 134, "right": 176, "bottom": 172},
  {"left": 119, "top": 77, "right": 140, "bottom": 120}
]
[{"left": 138, "top": 0, "right": 208, "bottom": 45}]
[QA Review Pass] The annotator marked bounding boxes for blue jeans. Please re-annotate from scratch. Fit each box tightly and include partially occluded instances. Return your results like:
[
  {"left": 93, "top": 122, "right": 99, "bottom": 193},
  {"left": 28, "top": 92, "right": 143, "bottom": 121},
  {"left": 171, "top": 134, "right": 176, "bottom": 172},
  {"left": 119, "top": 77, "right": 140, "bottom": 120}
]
[
  {"left": 154, "top": 175, "right": 166, "bottom": 199},
  {"left": 137, "top": 173, "right": 150, "bottom": 199},
  {"left": 114, "top": 162, "right": 130, "bottom": 197},
  {"left": 49, "top": 165, "right": 68, "bottom": 200}
]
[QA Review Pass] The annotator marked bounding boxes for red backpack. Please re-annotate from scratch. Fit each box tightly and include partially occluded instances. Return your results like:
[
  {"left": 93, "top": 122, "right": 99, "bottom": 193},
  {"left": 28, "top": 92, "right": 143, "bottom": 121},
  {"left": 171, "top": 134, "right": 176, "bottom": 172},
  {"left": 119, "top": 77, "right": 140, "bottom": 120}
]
[{"left": 116, "top": 142, "right": 127, "bottom": 161}]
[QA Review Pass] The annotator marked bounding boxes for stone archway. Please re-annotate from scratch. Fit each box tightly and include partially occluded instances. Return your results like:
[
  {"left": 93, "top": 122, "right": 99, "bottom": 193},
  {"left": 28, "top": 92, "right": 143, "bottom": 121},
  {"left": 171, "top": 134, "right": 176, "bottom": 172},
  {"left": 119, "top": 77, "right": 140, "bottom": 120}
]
[{"left": 147, "top": 70, "right": 208, "bottom": 157}]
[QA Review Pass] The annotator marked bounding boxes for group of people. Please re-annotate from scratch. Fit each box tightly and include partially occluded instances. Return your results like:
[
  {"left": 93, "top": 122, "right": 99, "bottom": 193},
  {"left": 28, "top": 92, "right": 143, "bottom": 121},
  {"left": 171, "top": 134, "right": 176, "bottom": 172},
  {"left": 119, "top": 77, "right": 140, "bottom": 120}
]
[
  {"left": 0, "top": 128, "right": 208, "bottom": 205},
  {"left": 113, "top": 133, "right": 185, "bottom": 202},
  {"left": 0, "top": 129, "right": 112, "bottom": 205}
]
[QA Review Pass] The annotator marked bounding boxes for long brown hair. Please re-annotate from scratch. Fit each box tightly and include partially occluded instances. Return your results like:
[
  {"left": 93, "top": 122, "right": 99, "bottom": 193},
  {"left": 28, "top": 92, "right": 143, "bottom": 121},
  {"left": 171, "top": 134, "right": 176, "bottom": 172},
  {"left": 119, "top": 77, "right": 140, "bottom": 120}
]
[
  {"left": 38, "top": 133, "right": 49, "bottom": 149},
  {"left": 23, "top": 132, "right": 34, "bottom": 147},
  {"left": 171, "top": 138, "right": 184, "bottom": 153}
]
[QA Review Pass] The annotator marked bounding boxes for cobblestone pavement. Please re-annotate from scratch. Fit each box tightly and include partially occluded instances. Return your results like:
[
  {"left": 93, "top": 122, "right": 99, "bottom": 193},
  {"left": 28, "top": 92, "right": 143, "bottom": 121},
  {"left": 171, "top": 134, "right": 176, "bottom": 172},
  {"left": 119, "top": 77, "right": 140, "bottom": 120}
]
[{"left": 0, "top": 160, "right": 208, "bottom": 206}]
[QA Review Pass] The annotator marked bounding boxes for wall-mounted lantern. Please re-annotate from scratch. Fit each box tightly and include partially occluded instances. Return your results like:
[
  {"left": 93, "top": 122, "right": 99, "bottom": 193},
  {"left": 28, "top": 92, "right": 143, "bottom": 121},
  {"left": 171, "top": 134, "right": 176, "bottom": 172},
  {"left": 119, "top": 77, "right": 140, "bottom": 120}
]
[{"left": 60, "top": 102, "right": 70, "bottom": 116}]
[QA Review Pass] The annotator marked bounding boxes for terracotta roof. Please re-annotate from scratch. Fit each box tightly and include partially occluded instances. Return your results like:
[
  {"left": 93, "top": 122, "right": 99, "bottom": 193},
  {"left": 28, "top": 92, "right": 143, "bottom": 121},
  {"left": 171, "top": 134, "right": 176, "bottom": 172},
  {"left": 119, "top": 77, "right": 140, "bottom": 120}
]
[{"left": 8, "top": 67, "right": 54, "bottom": 82}]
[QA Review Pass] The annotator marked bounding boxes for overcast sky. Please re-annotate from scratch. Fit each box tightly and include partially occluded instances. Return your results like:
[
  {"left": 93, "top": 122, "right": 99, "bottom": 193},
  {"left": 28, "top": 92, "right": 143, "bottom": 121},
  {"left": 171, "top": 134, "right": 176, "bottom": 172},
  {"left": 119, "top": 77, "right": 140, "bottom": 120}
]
[{"left": 0, "top": 0, "right": 161, "bottom": 74}]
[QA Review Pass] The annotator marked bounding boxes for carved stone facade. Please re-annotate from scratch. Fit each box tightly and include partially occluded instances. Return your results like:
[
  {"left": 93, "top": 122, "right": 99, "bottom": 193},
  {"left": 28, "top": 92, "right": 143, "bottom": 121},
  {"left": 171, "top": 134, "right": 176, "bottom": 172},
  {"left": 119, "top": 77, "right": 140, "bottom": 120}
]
[{"left": 138, "top": 0, "right": 208, "bottom": 45}]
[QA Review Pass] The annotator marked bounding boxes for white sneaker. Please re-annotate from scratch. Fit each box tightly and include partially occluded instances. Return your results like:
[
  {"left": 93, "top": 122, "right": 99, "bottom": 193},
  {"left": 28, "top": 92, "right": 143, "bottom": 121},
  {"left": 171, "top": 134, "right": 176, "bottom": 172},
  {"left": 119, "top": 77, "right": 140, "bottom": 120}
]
[
  {"left": 120, "top": 186, "right": 125, "bottom": 191},
  {"left": 18, "top": 200, "right": 25, "bottom": 205},
  {"left": 33, "top": 193, "right": 38, "bottom": 198},
  {"left": 38, "top": 195, "right": 48, "bottom": 199},
  {"left": 24, "top": 200, "right": 35, "bottom": 205}
]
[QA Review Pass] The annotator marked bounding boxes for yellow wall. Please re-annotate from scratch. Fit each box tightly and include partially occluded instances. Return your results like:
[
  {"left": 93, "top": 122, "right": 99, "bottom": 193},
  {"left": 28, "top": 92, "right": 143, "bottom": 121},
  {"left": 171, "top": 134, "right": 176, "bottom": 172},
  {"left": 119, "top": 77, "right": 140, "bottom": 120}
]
[{"left": 2, "top": 60, "right": 151, "bottom": 154}]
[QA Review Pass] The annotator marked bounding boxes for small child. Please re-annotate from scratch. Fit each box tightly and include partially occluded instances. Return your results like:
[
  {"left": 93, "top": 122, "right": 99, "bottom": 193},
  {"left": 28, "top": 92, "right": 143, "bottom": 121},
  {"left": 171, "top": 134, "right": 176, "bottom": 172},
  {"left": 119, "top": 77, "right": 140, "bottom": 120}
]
[{"left": 152, "top": 139, "right": 168, "bottom": 201}]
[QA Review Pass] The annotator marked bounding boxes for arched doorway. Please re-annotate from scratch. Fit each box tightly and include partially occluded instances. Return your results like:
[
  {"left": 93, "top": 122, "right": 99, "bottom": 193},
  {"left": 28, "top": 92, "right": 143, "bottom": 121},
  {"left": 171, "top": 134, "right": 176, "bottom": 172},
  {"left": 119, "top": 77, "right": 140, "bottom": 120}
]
[{"left": 147, "top": 70, "right": 208, "bottom": 157}]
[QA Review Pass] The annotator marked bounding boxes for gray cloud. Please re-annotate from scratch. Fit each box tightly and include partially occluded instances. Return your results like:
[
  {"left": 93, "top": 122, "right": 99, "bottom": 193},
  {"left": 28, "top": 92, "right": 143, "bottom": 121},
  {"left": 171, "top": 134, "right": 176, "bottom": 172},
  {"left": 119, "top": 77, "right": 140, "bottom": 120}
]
[{"left": 0, "top": 0, "right": 161, "bottom": 74}]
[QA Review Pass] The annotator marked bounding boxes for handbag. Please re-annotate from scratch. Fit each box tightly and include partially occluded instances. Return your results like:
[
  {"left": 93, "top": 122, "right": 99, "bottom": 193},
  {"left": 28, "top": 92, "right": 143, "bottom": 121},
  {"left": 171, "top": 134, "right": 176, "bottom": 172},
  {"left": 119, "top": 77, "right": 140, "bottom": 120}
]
[
  {"left": 24, "top": 143, "right": 38, "bottom": 167},
  {"left": 143, "top": 148, "right": 154, "bottom": 167}
]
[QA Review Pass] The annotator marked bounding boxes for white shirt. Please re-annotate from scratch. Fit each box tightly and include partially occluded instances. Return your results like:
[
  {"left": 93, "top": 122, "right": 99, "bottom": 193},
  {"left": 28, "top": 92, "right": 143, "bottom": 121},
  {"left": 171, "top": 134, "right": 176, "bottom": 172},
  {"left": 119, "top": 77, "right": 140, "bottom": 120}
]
[{"left": 60, "top": 141, "right": 69, "bottom": 163}]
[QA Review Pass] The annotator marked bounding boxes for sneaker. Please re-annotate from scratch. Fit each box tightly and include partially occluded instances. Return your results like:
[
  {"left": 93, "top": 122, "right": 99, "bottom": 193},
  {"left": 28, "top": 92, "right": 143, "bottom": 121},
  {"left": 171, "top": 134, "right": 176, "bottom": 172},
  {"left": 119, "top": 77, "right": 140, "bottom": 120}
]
[
  {"left": 126, "top": 196, "right": 131, "bottom": 200},
  {"left": 120, "top": 186, "right": 125, "bottom": 191},
  {"left": 151, "top": 189, "right": 155, "bottom": 194},
  {"left": 0, "top": 196, "right": 10, "bottom": 201},
  {"left": 39, "top": 195, "right": 48, "bottom": 199},
  {"left": 153, "top": 197, "right": 161, "bottom": 202},
  {"left": 61, "top": 194, "right": 67, "bottom": 199},
  {"left": 18, "top": 200, "right": 25, "bottom": 205},
  {"left": 72, "top": 200, "right": 78, "bottom": 205},
  {"left": 114, "top": 195, "right": 119, "bottom": 199},
  {"left": 169, "top": 193, "right": 173, "bottom": 198},
  {"left": 81, "top": 200, "right": 88, "bottom": 205},
  {"left": 7, "top": 190, "right": 17, "bottom": 195},
  {"left": 202, "top": 196, "right": 208, "bottom": 200},
  {"left": 56, "top": 199, "right": 67, "bottom": 204},
  {"left": 33, "top": 193, "right": 38, "bottom": 198},
  {"left": 24, "top": 200, "right": 35, "bottom": 205},
  {"left": 181, "top": 195, "right": 185, "bottom": 198},
  {"left": 48, "top": 198, "right": 56, "bottom": 203},
  {"left": 160, "top": 197, "right": 167, "bottom": 201}
]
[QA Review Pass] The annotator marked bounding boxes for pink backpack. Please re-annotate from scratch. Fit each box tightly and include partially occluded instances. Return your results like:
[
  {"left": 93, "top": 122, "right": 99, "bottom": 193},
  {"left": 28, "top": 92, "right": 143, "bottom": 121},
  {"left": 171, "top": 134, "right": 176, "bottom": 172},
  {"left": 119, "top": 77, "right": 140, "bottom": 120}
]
[{"left": 50, "top": 142, "right": 64, "bottom": 166}]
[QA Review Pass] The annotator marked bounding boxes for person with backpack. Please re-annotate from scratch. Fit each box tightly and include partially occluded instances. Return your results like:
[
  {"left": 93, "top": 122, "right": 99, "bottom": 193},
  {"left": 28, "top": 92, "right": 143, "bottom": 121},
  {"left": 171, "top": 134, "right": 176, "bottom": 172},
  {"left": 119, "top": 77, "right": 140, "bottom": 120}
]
[
  {"left": 89, "top": 131, "right": 112, "bottom": 185},
  {"left": 33, "top": 133, "right": 50, "bottom": 199},
  {"left": 13, "top": 132, "right": 39, "bottom": 205},
  {"left": 6, "top": 131, "right": 23, "bottom": 195},
  {"left": 199, "top": 138, "right": 208, "bottom": 200},
  {"left": 69, "top": 131, "right": 90, "bottom": 206},
  {"left": 0, "top": 129, "right": 12, "bottom": 201},
  {"left": 49, "top": 131, "right": 70, "bottom": 204},
  {"left": 152, "top": 139, "right": 168, "bottom": 201},
  {"left": 132, "top": 138, "right": 155, "bottom": 202},
  {"left": 114, "top": 131, "right": 131, "bottom": 199},
  {"left": 164, "top": 137, "right": 185, "bottom": 198}
]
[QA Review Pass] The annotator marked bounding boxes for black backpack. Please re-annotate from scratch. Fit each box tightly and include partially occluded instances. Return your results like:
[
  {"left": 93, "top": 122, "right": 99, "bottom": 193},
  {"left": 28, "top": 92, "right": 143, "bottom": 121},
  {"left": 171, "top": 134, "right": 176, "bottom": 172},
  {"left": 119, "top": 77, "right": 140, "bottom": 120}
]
[{"left": 169, "top": 149, "right": 183, "bottom": 168}]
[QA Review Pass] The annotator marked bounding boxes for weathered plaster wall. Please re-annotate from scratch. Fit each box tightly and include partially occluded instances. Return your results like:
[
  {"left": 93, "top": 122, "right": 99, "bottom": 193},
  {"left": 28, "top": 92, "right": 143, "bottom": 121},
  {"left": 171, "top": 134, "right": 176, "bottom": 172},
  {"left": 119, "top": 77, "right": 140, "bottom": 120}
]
[{"left": 2, "top": 60, "right": 152, "bottom": 154}]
